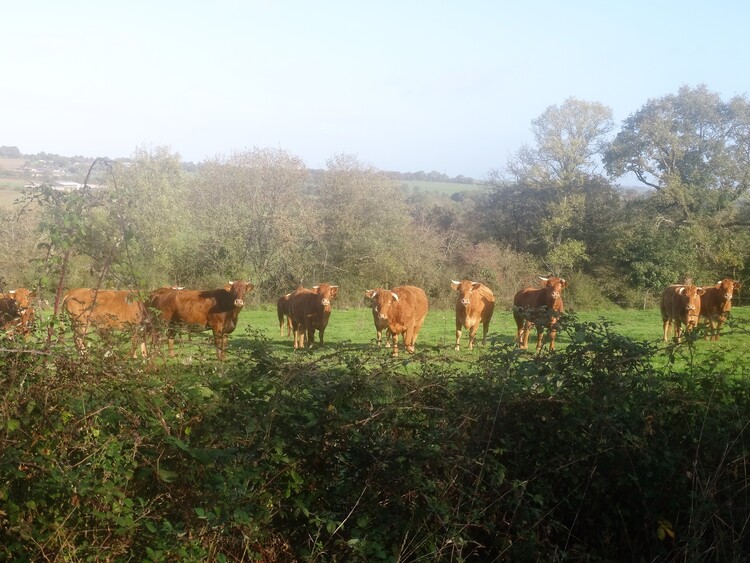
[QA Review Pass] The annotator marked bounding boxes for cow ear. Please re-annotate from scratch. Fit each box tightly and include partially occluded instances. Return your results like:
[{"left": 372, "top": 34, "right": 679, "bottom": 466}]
[
  {"left": 330, "top": 286, "right": 338, "bottom": 298},
  {"left": 697, "top": 287, "right": 706, "bottom": 295},
  {"left": 471, "top": 282, "right": 482, "bottom": 290},
  {"left": 391, "top": 292, "right": 399, "bottom": 302},
  {"left": 561, "top": 279, "right": 568, "bottom": 289},
  {"left": 364, "top": 290, "right": 377, "bottom": 299},
  {"left": 224, "top": 283, "right": 233, "bottom": 292},
  {"left": 735, "top": 282, "right": 742, "bottom": 290},
  {"left": 247, "top": 283, "right": 256, "bottom": 291}
]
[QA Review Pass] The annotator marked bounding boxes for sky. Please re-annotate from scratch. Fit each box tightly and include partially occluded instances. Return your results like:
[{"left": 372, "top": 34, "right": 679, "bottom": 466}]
[{"left": 3, "top": 0, "right": 750, "bottom": 180}]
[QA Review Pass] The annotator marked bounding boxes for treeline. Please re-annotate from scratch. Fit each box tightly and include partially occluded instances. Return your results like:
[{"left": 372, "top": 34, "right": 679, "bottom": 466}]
[{"left": 1, "top": 84, "right": 748, "bottom": 308}]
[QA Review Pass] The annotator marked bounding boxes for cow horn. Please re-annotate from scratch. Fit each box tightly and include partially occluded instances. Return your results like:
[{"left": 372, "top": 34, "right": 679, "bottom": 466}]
[
  {"left": 677, "top": 287, "right": 686, "bottom": 295},
  {"left": 9, "top": 290, "right": 15, "bottom": 294},
  {"left": 539, "top": 276, "right": 549, "bottom": 282},
  {"left": 391, "top": 292, "right": 399, "bottom": 301},
  {"left": 451, "top": 279, "right": 460, "bottom": 285}
]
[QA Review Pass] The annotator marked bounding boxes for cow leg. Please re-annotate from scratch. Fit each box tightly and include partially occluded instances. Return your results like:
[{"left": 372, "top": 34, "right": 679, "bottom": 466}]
[
  {"left": 376, "top": 328, "right": 382, "bottom": 346},
  {"left": 548, "top": 326, "right": 558, "bottom": 352},
  {"left": 468, "top": 323, "right": 479, "bottom": 351},
  {"left": 72, "top": 327, "right": 87, "bottom": 355},
  {"left": 523, "top": 322, "right": 532, "bottom": 349},
  {"left": 535, "top": 325, "right": 545, "bottom": 353},
  {"left": 306, "top": 323, "right": 315, "bottom": 349},
  {"left": 662, "top": 319, "right": 670, "bottom": 343},
  {"left": 455, "top": 319, "right": 462, "bottom": 351},
  {"left": 385, "top": 329, "right": 392, "bottom": 348},
  {"left": 515, "top": 325, "right": 524, "bottom": 349},
  {"left": 286, "top": 317, "right": 292, "bottom": 338},
  {"left": 130, "top": 332, "right": 138, "bottom": 359},
  {"left": 294, "top": 326, "right": 305, "bottom": 349},
  {"left": 213, "top": 331, "right": 225, "bottom": 360},
  {"left": 318, "top": 327, "right": 326, "bottom": 346},
  {"left": 673, "top": 320, "right": 682, "bottom": 341},
  {"left": 391, "top": 332, "right": 399, "bottom": 357},
  {"left": 481, "top": 319, "right": 490, "bottom": 347}
]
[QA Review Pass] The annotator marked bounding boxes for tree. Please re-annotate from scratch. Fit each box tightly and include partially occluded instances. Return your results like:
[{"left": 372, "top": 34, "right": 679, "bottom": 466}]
[
  {"left": 485, "top": 98, "right": 615, "bottom": 272},
  {"left": 111, "top": 147, "right": 186, "bottom": 288},
  {"left": 605, "top": 84, "right": 750, "bottom": 222},
  {"left": 313, "top": 154, "right": 413, "bottom": 297},
  {"left": 183, "top": 148, "right": 309, "bottom": 297},
  {"left": 605, "top": 85, "right": 750, "bottom": 280}
]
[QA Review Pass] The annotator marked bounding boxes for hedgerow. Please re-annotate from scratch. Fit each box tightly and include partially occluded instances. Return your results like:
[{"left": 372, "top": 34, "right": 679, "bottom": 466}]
[{"left": 1, "top": 320, "right": 748, "bottom": 561}]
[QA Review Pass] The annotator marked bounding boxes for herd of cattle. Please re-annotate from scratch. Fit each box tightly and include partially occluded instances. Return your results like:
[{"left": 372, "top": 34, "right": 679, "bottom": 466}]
[{"left": 0, "top": 276, "right": 742, "bottom": 359}]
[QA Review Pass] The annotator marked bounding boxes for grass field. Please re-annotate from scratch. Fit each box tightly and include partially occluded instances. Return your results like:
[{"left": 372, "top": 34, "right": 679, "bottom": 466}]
[
  {"left": 41, "top": 304, "right": 742, "bottom": 371},
  {"left": 0, "top": 182, "right": 25, "bottom": 207}
]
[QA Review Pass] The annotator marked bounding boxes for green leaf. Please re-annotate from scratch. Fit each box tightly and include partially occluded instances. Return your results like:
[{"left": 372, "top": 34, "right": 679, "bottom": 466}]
[{"left": 157, "top": 468, "right": 178, "bottom": 483}]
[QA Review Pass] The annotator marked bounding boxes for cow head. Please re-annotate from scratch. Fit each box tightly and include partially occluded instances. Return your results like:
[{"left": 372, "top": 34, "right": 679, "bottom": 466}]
[
  {"left": 225, "top": 280, "right": 255, "bottom": 308},
  {"left": 677, "top": 284, "right": 705, "bottom": 321},
  {"left": 715, "top": 278, "right": 741, "bottom": 302},
  {"left": 365, "top": 288, "right": 399, "bottom": 321},
  {"left": 312, "top": 284, "right": 338, "bottom": 311},
  {"left": 452, "top": 279, "right": 481, "bottom": 308},
  {"left": 539, "top": 276, "right": 567, "bottom": 304}
]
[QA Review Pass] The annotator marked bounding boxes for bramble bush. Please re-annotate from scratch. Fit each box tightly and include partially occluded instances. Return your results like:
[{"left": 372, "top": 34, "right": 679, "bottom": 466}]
[{"left": 1, "top": 319, "right": 749, "bottom": 561}]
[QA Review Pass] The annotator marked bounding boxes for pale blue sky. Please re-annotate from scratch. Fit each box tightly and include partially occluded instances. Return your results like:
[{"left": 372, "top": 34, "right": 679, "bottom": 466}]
[{"left": 3, "top": 0, "right": 749, "bottom": 179}]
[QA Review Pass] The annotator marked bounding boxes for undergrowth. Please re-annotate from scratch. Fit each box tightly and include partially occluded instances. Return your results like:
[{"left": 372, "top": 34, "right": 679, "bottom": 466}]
[{"left": 1, "top": 320, "right": 748, "bottom": 561}]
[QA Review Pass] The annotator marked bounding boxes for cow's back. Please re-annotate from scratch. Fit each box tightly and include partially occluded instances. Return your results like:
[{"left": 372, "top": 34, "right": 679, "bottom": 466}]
[
  {"left": 393, "top": 286, "right": 429, "bottom": 327},
  {"left": 513, "top": 287, "right": 542, "bottom": 309},
  {"left": 168, "top": 290, "right": 217, "bottom": 326},
  {"left": 64, "top": 288, "right": 147, "bottom": 328},
  {"left": 660, "top": 285, "right": 682, "bottom": 320},
  {"left": 474, "top": 284, "right": 495, "bottom": 319}
]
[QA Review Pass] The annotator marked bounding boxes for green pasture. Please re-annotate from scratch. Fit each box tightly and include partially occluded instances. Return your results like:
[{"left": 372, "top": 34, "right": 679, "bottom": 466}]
[{"left": 40, "top": 305, "right": 750, "bottom": 372}]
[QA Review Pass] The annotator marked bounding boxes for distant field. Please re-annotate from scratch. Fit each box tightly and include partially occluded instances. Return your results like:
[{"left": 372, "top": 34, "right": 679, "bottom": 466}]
[
  {"left": 0, "top": 183, "right": 24, "bottom": 207},
  {"left": 0, "top": 157, "right": 24, "bottom": 170},
  {"left": 400, "top": 180, "right": 487, "bottom": 196}
]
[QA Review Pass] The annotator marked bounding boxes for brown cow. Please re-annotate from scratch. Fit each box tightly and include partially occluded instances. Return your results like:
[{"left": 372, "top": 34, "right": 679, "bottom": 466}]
[
  {"left": 62, "top": 288, "right": 150, "bottom": 358},
  {"left": 452, "top": 279, "right": 495, "bottom": 351},
  {"left": 660, "top": 284, "right": 705, "bottom": 342},
  {"left": 277, "top": 292, "right": 293, "bottom": 337},
  {"left": 699, "top": 278, "right": 741, "bottom": 341},
  {"left": 288, "top": 283, "right": 338, "bottom": 349},
  {"left": 364, "top": 289, "right": 392, "bottom": 347},
  {"left": 513, "top": 276, "right": 567, "bottom": 353},
  {"left": 149, "top": 280, "right": 254, "bottom": 360},
  {"left": 1, "top": 288, "right": 36, "bottom": 336},
  {"left": 365, "top": 285, "right": 428, "bottom": 357}
]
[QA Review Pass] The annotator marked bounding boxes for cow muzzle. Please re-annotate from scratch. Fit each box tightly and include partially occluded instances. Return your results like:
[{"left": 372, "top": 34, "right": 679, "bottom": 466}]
[
  {"left": 461, "top": 298, "right": 470, "bottom": 306},
  {"left": 378, "top": 313, "right": 388, "bottom": 320},
  {"left": 234, "top": 299, "right": 244, "bottom": 307}
]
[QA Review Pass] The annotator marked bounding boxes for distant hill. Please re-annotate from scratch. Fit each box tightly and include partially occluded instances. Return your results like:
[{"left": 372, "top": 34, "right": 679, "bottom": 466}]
[{"left": 0, "top": 146, "right": 22, "bottom": 158}]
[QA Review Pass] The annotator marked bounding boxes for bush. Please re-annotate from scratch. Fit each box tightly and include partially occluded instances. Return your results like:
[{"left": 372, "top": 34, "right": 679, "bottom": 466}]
[{"left": 2, "top": 322, "right": 749, "bottom": 561}]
